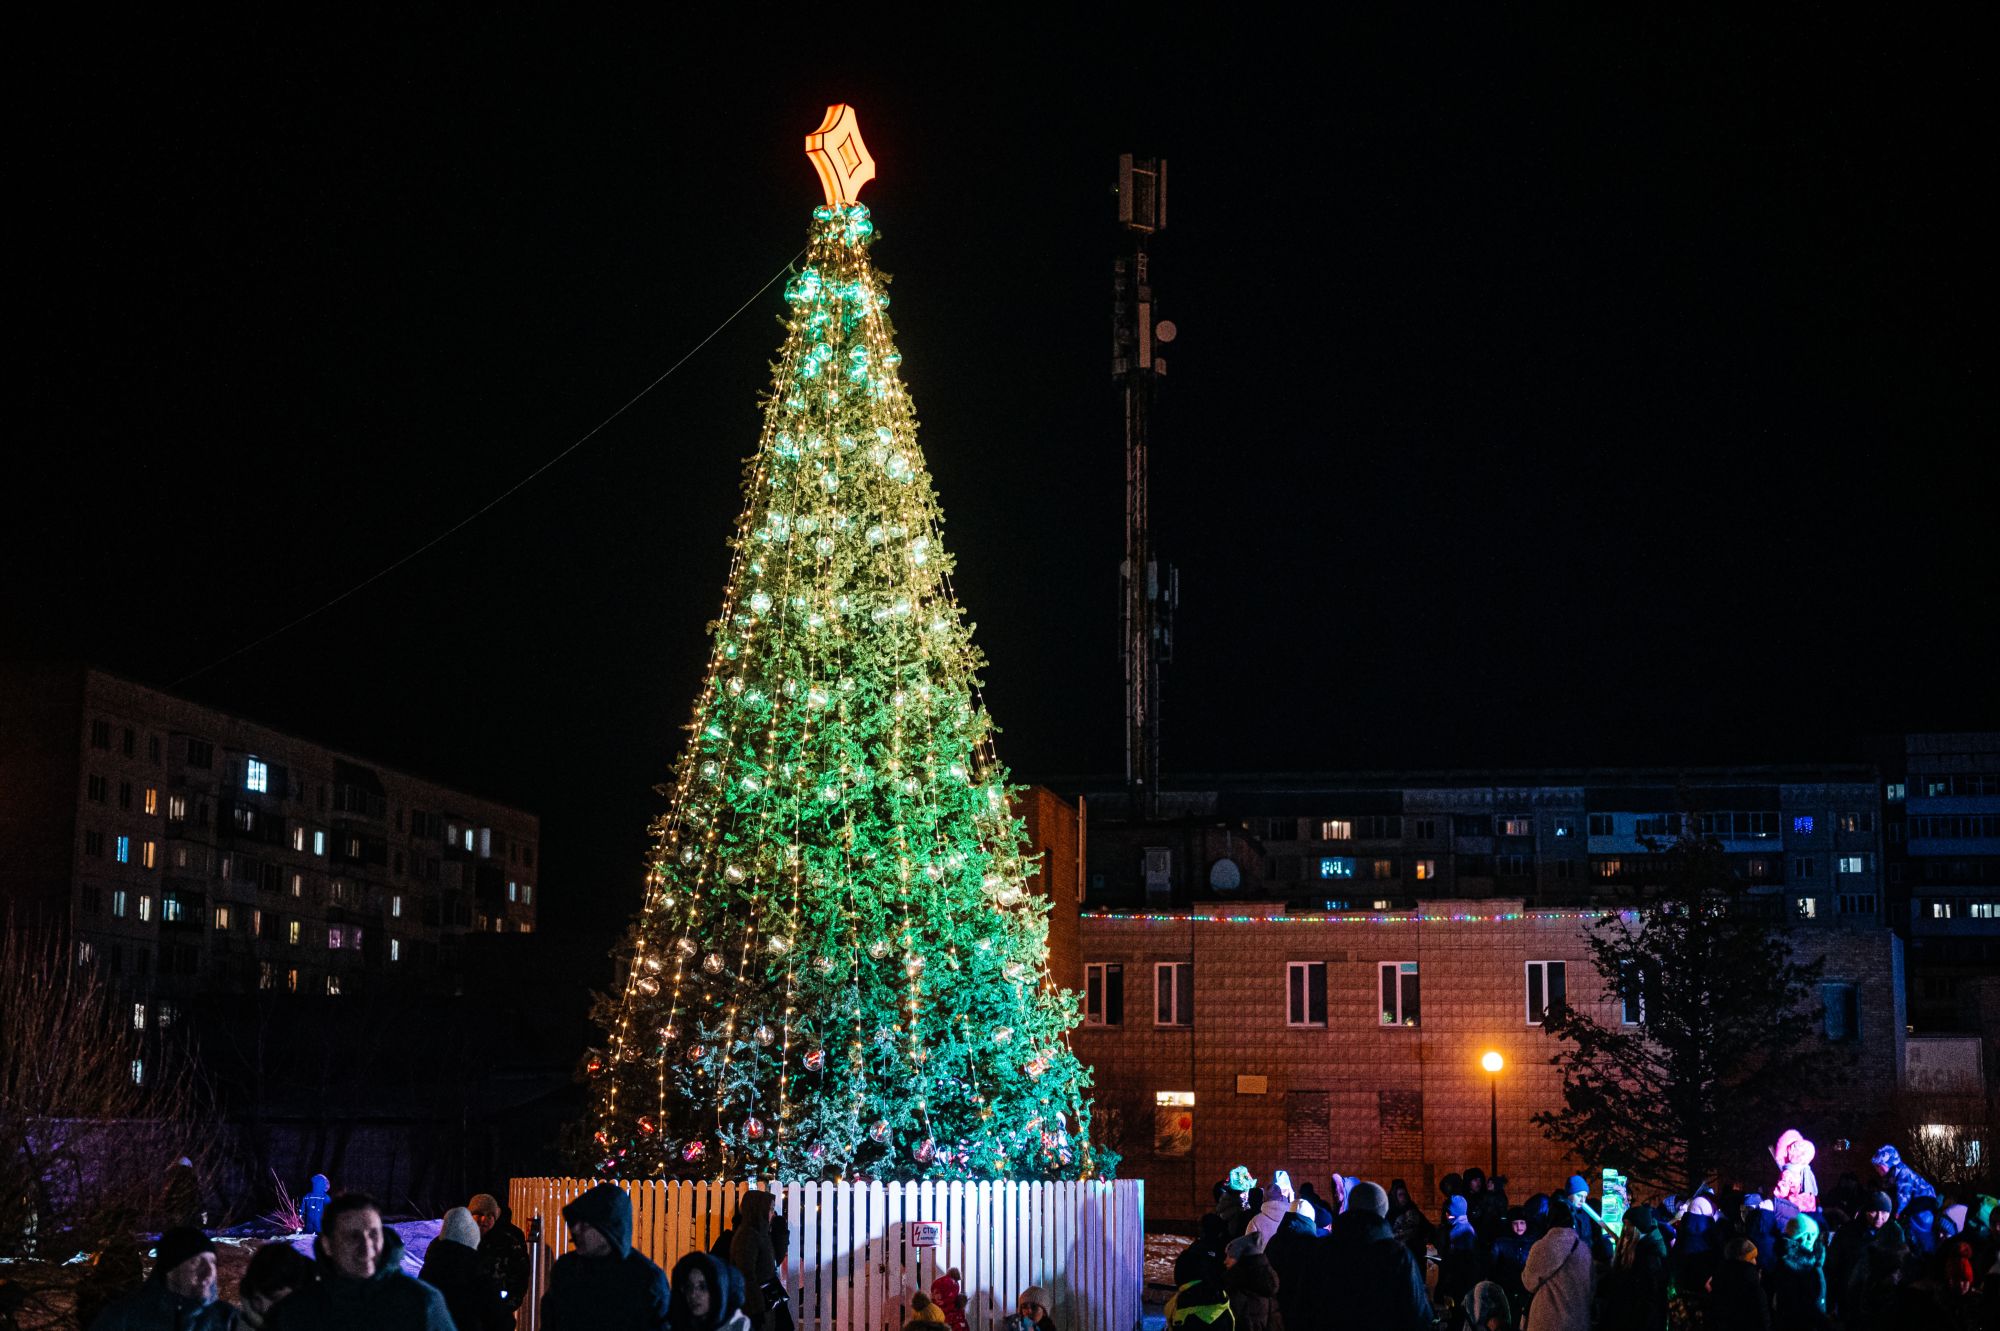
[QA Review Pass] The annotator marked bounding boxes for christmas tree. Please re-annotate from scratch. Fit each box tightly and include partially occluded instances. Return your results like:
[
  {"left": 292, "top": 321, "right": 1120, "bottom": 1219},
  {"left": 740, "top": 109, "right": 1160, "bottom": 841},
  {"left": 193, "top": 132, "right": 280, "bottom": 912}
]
[{"left": 585, "top": 107, "right": 1107, "bottom": 1181}]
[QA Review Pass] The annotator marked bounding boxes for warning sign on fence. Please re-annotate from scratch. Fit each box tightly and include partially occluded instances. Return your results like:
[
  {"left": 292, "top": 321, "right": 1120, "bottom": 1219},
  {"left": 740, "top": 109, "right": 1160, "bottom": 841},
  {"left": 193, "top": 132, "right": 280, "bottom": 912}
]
[{"left": 910, "top": 1220, "right": 942, "bottom": 1248}]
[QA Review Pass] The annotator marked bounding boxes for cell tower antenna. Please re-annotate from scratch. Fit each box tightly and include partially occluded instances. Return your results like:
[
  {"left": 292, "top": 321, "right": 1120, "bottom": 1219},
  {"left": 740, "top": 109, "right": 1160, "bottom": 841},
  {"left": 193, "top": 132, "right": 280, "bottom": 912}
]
[{"left": 1112, "top": 153, "right": 1177, "bottom": 819}]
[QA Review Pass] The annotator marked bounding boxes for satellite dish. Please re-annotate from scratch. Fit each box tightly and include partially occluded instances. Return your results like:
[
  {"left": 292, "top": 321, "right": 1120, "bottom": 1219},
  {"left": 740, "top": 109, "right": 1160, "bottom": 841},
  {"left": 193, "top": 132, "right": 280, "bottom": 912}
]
[
  {"left": 1209, "top": 857, "right": 1241, "bottom": 892},
  {"left": 1155, "top": 320, "right": 1178, "bottom": 344}
]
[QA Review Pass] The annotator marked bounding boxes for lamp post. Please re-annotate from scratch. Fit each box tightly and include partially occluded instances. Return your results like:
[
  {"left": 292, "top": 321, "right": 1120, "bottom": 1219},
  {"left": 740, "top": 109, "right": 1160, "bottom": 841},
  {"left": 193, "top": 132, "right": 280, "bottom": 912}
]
[{"left": 1480, "top": 1051, "right": 1504, "bottom": 1180}]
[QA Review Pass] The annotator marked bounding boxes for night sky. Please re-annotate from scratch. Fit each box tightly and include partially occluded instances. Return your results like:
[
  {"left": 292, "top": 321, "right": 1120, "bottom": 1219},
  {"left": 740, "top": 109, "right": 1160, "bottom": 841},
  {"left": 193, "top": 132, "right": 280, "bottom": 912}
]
[{"left": 14, "top": 13, "right": 1993, "bottom": 948}]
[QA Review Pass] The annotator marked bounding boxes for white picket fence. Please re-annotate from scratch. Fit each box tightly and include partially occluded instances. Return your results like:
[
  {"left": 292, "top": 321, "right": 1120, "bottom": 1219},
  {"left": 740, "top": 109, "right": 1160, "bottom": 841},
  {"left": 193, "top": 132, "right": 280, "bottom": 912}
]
[{"left": 508, "top": 1177, "right": 1144, "bottom": 1331}]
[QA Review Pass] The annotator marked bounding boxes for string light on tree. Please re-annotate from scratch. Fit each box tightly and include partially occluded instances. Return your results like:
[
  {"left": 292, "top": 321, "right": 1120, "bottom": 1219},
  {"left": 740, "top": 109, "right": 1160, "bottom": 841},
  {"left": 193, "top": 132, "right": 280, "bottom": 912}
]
[{"left": 583, "top": 104, "right": 1108, "bottom": 1182}]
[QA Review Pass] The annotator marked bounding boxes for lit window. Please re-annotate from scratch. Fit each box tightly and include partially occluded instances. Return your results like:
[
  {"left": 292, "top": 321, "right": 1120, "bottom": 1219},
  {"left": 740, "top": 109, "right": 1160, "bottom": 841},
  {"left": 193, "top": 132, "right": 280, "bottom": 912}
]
[
  {"left": 292, "top": 827, "right": 306, "bottom": 852},
  {"left": 1839, "top": 812, "right": 1875, "bottom": 834},
  {"left": 144, "top": 788, "right": 158, "bottom": 815},
  {"left": 1319, "top": 857, "right": 1355, "bottom": 879},
  {"left": 1498, "top": 817, "right": 1532, "bottom": 837},
  {"left": 290, "top": 874, "right": 303, "bottom": 897},
  {"left": 328, "top": 926, "right": 344, "bottom": 950},
  {"left": 1085, "top": 962, "right": 1123, "bottom": 1025},
  {"left": 131, "top": 1059, "right": 145, "bottom": 1085},
  {"left": 1793, "top": 816, "right": 1814, "bottom": 835},
  {"left": 390, "top": 938, "right": 401, "bottom": 962},
  {"left": 138, "top": 895, "right": 152, "bottom": 922},
  {"left": 508, "top": 881, "right": 518, "bottom": 902},
  {"left": 141, "top": 840, "right": 157, "bottom": 869},
  {"left": 1971, "top": 902, "right": 1998, "bottom": 920},
  {"left": 1932, "top": 901, "right": 1954, "bottom": 919},
  {"left": 1320, "top": 819, "right": 1352, "bottom": 841},
  {"left": 1415, "top": 859, "right": 1437, "bottom": 881},
  {"left": 1379, "top": 961, "right": 1419, "bottom": 1026},
  {"left": 76, "top": 939, "right": 96, "bottom": 965},
  {"left": 161, "top": 895, "right": 182, "bottom": 923},
  {"left": 1552, "top": 819, "right": 1574, "bottom": 838},
  {"left": 1287, "top": 961, "right": 1328, "bottom": 1026},
  {"left": 1838, "top": 855, "right": 1871, "bottom": 875},
  {"left": 312, "top": 831, "right": 325, "bottom": 856},
  {"left": 1155, "top": 961, "right": 1193, "bottom": 1027},
  {"left": 1886, "top": 783, "right": 1906, "bottom": 802},
  {"left": 391, "top": 894, "right": 403, "bottom": 918},
  {"left": 214, "top": 906, "right": 231, "bottom": 930},
  {"left": 326, "top": 975, "right": 341, "bottom": 997},
  {"left": 522, "top": 884, "right": 533, "bottom": 905},
  {"left": 462, "top": 828, "right": 474, "bottom": 852},
  {"left": 259, "top": 962, "right": 274, "bottom": 990},
  {"left": 286, "top": 968, "right": 298, "bottom": 992},
  {"left": 246, "top": 758, "right": 268, "bottom": 793},
  {"left": 1156, "top": 1090, "right": 1194, "bottom": 1107},
  {"left": 288, "top": 920, "right": 301, "bottom": 945},
  {"left": 132, "top": 1002, "right": 146, "bottom": 1030},
  {"left": 112, "top": 889, "right": 128, "bottom": 918},
  {"left": 168, "top": 795, "right": 186, "bottom": 822},
  {"left": 1526, "top": 961, "right": 1567, "bottom": 1025},
  {"left": 115, "top": 836, "right": 130, "bottom": 864},
  {"left": 252, "top": 909, "right": 262, "bottom": 935},
  {"left": 1371, "top": 859, "right": 1395, "bottom": 880},
  {"left": 1795, "top": 896, "right": 1817, "bottom": 920}
]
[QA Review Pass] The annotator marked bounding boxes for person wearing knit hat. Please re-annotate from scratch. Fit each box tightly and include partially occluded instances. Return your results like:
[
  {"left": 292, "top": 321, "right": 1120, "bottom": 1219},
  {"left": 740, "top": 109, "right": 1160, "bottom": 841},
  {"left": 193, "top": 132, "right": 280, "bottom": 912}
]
[
  {"left": 1220, "top": 1232, "right": 1279, "bottom": 1331},
  {"left": 1825, "top": 1193, "right": 1892, "bottom": 1324},
  {"left": 467, "top": 1193, "right": 530, "bottom": 1329},
  {"left": 420, "top": 1208, "right": 503, "bottom": 1331},
  {"left": 1014, "top": 1286, "right": 1056, "bottom": 1331},
  {"left": 1707, "top": 1237, "right": 1766, "bottom": 1328},
  {"left": 1770, "top": 1213, "right": 1829, "bottom": 1331},
  {"left": 89, "top": 1226, "right": 233, "bottom": 1331}
]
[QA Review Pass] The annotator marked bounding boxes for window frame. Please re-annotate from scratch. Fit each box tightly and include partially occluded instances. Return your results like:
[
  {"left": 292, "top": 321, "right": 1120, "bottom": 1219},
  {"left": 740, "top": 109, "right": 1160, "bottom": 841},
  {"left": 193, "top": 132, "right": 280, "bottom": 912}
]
[
  {"left": 1526, "top": 959, "right": 1568, "bottom": 1026},
  {"left": 1378, "top": 960, "right": 1420, "bottom": 1027},
  {"left": 1287, "top": 960, "right": 1328, "bottom": 1027},
  {"left": 1154, "top": 961, "right": 1193, "bottom": 1028},
  {"left": 1085, "top": 962, "right": 1125, "bottom": 1027}
]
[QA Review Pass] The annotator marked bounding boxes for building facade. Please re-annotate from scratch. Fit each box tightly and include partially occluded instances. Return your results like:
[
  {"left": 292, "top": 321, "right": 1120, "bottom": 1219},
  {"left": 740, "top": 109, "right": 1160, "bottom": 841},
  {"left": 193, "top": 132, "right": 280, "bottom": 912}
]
[
  {"left": 0, "top": 667, "right": 540, "bottom": 1006},
  {"left": 1073, "top": 900, "right": 1905, "bottom": 1220},
  {"left": 1877, "top": 733, "right": 2000, "bottom": 1032}
]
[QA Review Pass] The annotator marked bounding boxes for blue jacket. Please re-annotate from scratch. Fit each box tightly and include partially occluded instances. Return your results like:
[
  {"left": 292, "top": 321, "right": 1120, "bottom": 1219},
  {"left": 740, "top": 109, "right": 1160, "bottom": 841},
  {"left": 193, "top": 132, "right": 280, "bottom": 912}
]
[{"left": 1869, "top": 1145, "right": 1935, "bottom": 1217}]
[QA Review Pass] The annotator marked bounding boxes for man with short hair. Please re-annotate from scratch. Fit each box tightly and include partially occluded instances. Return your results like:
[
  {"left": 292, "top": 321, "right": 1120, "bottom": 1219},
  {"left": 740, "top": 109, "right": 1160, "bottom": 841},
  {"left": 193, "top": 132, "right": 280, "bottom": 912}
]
[
  {"left": 89, "top": 1227, "right": 234, "bottom": 1331},
  {"left": 1305, "top": 1181, "right": 1430, "bottom": 1331},
  {"left": 469, "top": 1193, "right": 530, "bottom": 1328},
  {"left": 269, "top": 1193, "right": 453, "bottom": 1331}
]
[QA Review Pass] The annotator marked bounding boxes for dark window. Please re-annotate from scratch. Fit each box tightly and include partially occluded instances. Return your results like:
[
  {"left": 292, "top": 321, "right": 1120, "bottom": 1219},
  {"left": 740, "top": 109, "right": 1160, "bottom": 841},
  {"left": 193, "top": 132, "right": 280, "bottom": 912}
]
[
  {"left": 90, "top": 719, "right": 111, "bottom": 749},
  {"left": 186, "top": 739, "right": 213, "bottom": 769},
  {"left": 121, "top": 728, "right": 135, "bottom": 757},
  {"left": 1085, "top": 963, "right": 1124, "bottom": 1026},
  {"left": 1155, "top": 962, "right": 1193, "bottom": 1026},
  {"left": 1287, "top": 961, "right": 1328, "bottom": 1026},
  {"left": 1527, "top": 961, "right": 1567, "bottom": 1025},
  {"left": 87, "top": 774, "right": 106, "bottom": 803},
  {"left": 1822, "top": 983, "right": 1859, "bottom": 1042}
]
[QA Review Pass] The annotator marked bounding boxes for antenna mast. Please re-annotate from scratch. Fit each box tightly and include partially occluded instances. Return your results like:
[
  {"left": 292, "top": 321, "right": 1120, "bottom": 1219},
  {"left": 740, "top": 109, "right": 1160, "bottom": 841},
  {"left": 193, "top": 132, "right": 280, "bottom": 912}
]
[{"left": 1113, "top": 154, "right": 1177, "bottom": 818}]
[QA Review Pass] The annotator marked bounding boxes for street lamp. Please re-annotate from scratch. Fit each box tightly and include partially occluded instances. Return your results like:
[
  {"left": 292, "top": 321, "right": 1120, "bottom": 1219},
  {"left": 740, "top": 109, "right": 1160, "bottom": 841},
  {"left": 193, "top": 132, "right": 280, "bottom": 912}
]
[{"left": 1480, "top": 1051, "right": 1504, "bottom": 1180}]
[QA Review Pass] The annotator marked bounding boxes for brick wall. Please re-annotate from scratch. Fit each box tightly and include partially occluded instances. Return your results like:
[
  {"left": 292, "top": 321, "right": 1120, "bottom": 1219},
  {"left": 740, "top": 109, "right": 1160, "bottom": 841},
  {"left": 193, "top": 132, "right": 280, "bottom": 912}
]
[{"left": 1072, "top": 900, "right": 1905, "bottom": 1218}]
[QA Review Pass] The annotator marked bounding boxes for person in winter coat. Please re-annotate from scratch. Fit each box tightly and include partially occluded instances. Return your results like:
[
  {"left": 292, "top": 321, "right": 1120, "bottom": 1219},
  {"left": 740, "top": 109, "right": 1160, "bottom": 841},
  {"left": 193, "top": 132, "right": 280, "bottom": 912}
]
[
  {"left": 1385, "top": 1180, "right": 1423, "bottom": 1248},
  {"left": 1453, "top": 1280, "right": 1512, "bottom": 1331},
  {"left": 1519, "top": 1200, "right": 1591, "bottom": 1331},
  {"left": 1487, "top": 1207, "right": 1534, "bottom": 1318},
  {"left": 730, "top": 1190, "right": 786, "bottom": 1331},
  {"left": 419, "top": 1208, "right": 505, "bottom": 1331},
  {"left": 236, "top": 1242, "right": 315, "bottom": 1331},
  {"left": 1436, "top": 1195, "right": 1482, "bottom": 1307},
  {"left": 539, "top": 1182, "right": 670, "bottom": 1331},
  {"left": 671, "top": 1252, "right": 751, "bottom": 1331},
  {"left": 1013, "top": 1286, "right": 1057, "bottom": 1331},
  {"left": 1668, "top": 1196, "right": 1721, "bottom": 1306},
  {"left": 1214, "top": 1169, "right": 1258, "bottom": 1236},
  {"left": 467, "top": 1195, "right": 529, "bottom": 1331},
  {"left": 1221, "top": 1234, "right": 1280, "bottom": 1331},
  {"left": 1824, "top": 1191, "right": 1891, "bottom": 1321},
  {"left": 928, "top": 1268, "right": 969, "bottom": 1331},
  {"left": 1261, "top": 1210, "right": 1320, "bottom": 1331},
  {"left": 1769, "top": 1214, "right": 1829, "bottom": 1331},
  {"left": 1770, "top": 1129, "right": 1819, "bottom": 1214},
  {"left": 1706, "top": 1239, "right": 1768, "bottom": 1331},
  {"left": 268, "top": 1196, "right": 454, "bottom": 1331},
  {"left": 1164, "top": 1269, "right": 1235, "bottom": 1331},
  {"left": 1246, "top": 1173, "right": 1296, "bottom": 1251},
  {"left": 1867, "top": 1144, "right": 1935, "bottom": 1218},
  {"left": 1602, "top": 1204, "right": 1667, "bottom": 1331},
  {"left": 1176, "top": 1215, "right": 1230, "bottom": 1287},
  {"left": 88, "top": 1227, "right": 234, "bottom": 1331},
  {"left": 1303, "top": 1181, "right": 1430, "bottom": 1331}
]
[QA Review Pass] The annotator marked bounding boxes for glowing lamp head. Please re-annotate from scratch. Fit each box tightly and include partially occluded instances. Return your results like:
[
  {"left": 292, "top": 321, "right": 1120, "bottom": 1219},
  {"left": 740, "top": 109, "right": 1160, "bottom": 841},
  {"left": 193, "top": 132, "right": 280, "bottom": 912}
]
[{"left": 1481, "top": 1051, "right": 1505, "bottom": 1074}]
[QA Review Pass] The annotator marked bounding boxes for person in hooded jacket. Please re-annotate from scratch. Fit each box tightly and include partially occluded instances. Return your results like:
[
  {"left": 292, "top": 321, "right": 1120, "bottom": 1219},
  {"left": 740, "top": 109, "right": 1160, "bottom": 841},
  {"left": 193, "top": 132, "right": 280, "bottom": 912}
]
[
  {"left": 1302, "top": 1181, "right": 1430, "bottom": 1331},
  {"left": 1668, "top": 1196, "right": 1721, "bottom": 1309},
  {"left": 539, "top": 1182, "right": 670, "bottom": 1331},
  {"left": 1220, "top": 1234, "right": 1280, "bottom": 1331},
  {"left": 1451, "top": 1280, "right": 1512, "bottom": 1331},
  {"left": 268, "top": 1195, "right": 453, "bottom": 1331},
  {"left": 1824, "top": 1190, "right": 1890, "bottom": 1322},
  {"left": 1384, "top": 1180, "right": 1423, "bottom": 1248},
  {"left": 1436, "top": 1195, "right": 1482, "bottom": 1308},
  {"left": 88, "top": 1226, "right": 234, "bottom": 1331},
  {"left": 1867, "top": 1144, "right": 1935, "bottom": 1218},
  {"left": 1706, "top": 1239, "right": 1768, "bottom": 1331},
  {"left": 730, "top": 1190, "right": 785, "bottom": 1331},
  {"left": 1602, "top": 1205, "right": 1667, "bottom": 1331},
  {"left": 1245, "top": 1173, "right": 1296, "bottom": 1251},
  {"left": 1176, "top": 1216, "right": 1230, "bottom": 1288},
  {"left": 1519, "top": 1199, "right": 1590, "bottom": 1331},
  {"left": 672, "top": 1252, "right": 751, "bottom": 1331},
  {"left": 1737, "top": 1196, "right": 1785, "bottom": 1276},
  {"left": 419, "top": 1208, "right": 505, "bottom": 1331},
  {"left": 1768, "top": 1214, "right": 1829, "bottom": 1331}
]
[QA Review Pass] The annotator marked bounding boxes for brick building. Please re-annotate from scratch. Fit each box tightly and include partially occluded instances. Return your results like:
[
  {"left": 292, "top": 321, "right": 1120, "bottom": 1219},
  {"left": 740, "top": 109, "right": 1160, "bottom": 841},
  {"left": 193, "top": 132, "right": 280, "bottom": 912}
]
[
  {"left": 1071, "top": 899, "right": 1905, "bottom": 1219},
  {"left": 0, "top": 666, "right": 540, "bottom": 1005}
]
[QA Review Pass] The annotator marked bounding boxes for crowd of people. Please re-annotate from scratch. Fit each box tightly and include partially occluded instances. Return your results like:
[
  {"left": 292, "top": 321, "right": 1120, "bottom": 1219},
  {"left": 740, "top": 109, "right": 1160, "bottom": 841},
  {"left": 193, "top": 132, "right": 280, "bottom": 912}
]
[
  {"left": 1168, "top": 1140, "right": 1998, "bottom": 1330},
  {"left": 76, "top": 1180, "right": 1059, "bottom": 1331}
]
